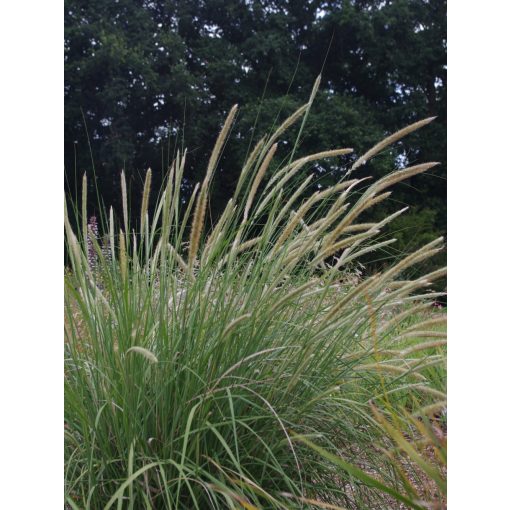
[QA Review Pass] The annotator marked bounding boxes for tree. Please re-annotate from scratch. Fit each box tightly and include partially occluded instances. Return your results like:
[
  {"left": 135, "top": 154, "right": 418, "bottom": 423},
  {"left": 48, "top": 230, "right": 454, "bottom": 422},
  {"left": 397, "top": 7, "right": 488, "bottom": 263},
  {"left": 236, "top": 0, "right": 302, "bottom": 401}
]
[{"left": 65, "top": 0, "right": 446, "bottom": 267}]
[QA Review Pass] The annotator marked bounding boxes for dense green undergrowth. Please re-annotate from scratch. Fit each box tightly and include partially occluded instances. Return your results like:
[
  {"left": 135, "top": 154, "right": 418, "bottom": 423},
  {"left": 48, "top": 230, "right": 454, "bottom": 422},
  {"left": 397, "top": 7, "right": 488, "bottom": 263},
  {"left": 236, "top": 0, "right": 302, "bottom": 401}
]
[{"left": 64, "top": 78, "right": 446, "bottom": 509}]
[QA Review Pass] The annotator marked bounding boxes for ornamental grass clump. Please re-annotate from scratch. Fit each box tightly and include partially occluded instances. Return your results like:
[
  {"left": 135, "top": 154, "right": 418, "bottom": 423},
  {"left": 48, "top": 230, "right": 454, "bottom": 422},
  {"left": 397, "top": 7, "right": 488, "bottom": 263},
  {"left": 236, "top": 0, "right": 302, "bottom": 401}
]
[{"left": 65, "top": 77, "right": 446, "bottom": 509}]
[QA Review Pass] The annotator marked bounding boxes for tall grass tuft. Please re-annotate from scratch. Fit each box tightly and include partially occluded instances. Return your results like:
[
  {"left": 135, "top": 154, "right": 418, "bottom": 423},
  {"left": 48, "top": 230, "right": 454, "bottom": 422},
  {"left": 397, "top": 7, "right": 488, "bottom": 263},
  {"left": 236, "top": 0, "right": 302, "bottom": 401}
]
[{"left": 65, "top": 80, "right": 446, "bottom": 509}]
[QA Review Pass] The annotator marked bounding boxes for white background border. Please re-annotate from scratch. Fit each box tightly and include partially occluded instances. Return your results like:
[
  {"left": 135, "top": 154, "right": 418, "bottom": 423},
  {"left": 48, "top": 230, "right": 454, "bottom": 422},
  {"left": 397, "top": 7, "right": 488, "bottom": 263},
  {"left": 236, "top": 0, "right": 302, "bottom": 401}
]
[
  {"left": 0, "top": 0, "right": 62, "bottom": 506},
  {"left": 448, "top": 1, "right": 510, "bottom": 508}
]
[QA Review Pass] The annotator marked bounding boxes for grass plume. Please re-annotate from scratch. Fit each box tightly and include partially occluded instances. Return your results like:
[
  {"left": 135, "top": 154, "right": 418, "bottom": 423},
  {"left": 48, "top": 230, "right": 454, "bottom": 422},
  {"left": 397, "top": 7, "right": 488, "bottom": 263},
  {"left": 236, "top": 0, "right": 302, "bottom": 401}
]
[{"left": 65, "top": 87, "right": 446, "bottom": 509}]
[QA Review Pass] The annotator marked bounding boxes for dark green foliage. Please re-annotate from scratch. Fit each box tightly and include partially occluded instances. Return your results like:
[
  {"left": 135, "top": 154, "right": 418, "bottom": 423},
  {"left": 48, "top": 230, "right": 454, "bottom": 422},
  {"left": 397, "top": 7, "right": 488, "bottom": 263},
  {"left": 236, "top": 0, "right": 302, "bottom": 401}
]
[{"left": 65, "top": 0, "right": 446, "bottom": 263}]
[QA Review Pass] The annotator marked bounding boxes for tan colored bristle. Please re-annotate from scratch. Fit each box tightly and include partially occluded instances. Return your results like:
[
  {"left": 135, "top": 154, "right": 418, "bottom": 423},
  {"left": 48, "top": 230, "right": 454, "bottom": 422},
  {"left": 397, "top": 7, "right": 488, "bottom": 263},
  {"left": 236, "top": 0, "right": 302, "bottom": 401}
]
[
  {"left": 204, "top": 104, "right": 238, "bottom": 187},
  {"left": 410, "top": 385, "right": 446, "bottom": 399},
  {"left": 414, "top": 401, "right": 447, "bottom": 417},
  {"left": 222, "top": 314, "right": 252, "bottom": 338},
  {"left": 64, "top": 194, "right": 72, "bottom": 236},
  {"left": 355, "top": 363, "right": 427, "bottom": 381},
  {"left": 268, "top": 148, "right": 353, "bottom": 189},
  {"left": 318, "top": 201, "right": 351, "bottom": 234},
  {"left": 140, "top": 168, "right": 152, "bottom": 234},
  {"left": 381, "top": 237, "right": 444, "bottom": 283},
  {"left": 406, "top": 316, "right": 447, "bottom": 332},
  {"left": 188, "top": 189, "right": 207, "bottom": 267},
  {"left": 351, "top": 116, "right": 436, "bottom": 172},
  {"left": 233, "top": 136, "right": 267, "bottom": 201},
  {"left": 109, "top": 206, "right": 115, "bottom": 262},
  {"left": 421, "top": 266, "right": 447, "bottom": 283},
  {"left": 244, "top": 142, "right": 278, "bottom": 221},
  {"left": 370, "top": 162, "right": 440, "bottom": 197},
  {"left": 319, "top": 178, "right": 369, "bottom": 242},
  {"left": 119, "top": 229, "right": 127, "bottom": 282},
  {"left": 397, "top": 330, "right": 447, "bottom": 341},
  {"left": 254, "top": 158, "right": 310, "bottom": 216},
  {"left": 343, "top": 223, "right": 378, "bottom": 233},
  {"left": 314, "top": 230, "right": 376, "bottom": 263},
  {"left": 69, "top": 231, "right": 83, "bottom": 272},
  {"left": 172, "top": 150, "right": 187, "bottom": 221},
  {"left": 401, "top": 340, "right": 447, "bottom": 356},
  {"left": 366, "top": 191, "right": 392, "bottom": 209},
  {"left": 273, "top": 194, "right": 317, "bottom": 251},
  {"left": 167, "top": 243, "right": 191, "bottom": 276},
  {"left": 308, "top": 74, "right": 322, "bottom": 104},
  {"left": 204, "top": 199, "right": 235, "bottom": 259},
  {"left": 373, "top": 207, "right": 409, "bottom": 231},
  {"left": 323, "top": 274, "right": 380, "bottom": 323},
  {"left": 150, "top": 239, "right": 162, "bottom": 277},
  {"left": 160, "top": 163, "right": 175, "bottom": 264},
  {"left": 313, "top": 178, "right": 363, "bottom": 202},
  {"left": 376, "top": 305, "right": 431, "bottom": 339},
  {"left": 126, "top": 346, "right": 158, "bottom": 364},
  {"left": 325, "top": 189, "right": 391, "bottom": 244},
  {"left": 266, "top": 104, "right": 308, "bottom": 147},
  {"left": 271, "top": 281, "right": 316, "bottom": 312},
  {"left": 374, "top": 278, "right": 434, "bottom": 304},
  {"left": 186, "top": 106, "right": 238, "bottom": 267},
  {"left": 337, "top": 238, "right": 397, "bottom": 267},
  {"left": 273, "top": 175, "right": 314, "bottom": 227},
  {"left": 121, "top": 170, "right": 128, "bottom": 232},
  {"left": 283, "top": 203, "right": 350, "bottom": 265},
  {"left": 236, "top": 236, "right": 262, "bottom": 253}
]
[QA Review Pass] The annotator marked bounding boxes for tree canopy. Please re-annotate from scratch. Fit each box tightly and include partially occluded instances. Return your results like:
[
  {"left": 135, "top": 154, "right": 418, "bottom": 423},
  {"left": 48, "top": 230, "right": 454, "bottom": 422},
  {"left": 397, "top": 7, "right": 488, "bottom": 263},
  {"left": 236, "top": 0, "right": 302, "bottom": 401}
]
[{"left": 65, "top": 0, "right": 446, "bottom": 265}]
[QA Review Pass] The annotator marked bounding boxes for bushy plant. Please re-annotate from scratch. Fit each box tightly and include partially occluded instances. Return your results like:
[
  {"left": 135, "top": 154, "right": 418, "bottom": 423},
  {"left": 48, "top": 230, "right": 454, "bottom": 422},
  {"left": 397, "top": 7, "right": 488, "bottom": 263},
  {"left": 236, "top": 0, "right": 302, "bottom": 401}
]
[{"left": 65, "top": 77, "right": 446, "bottom": 509}]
